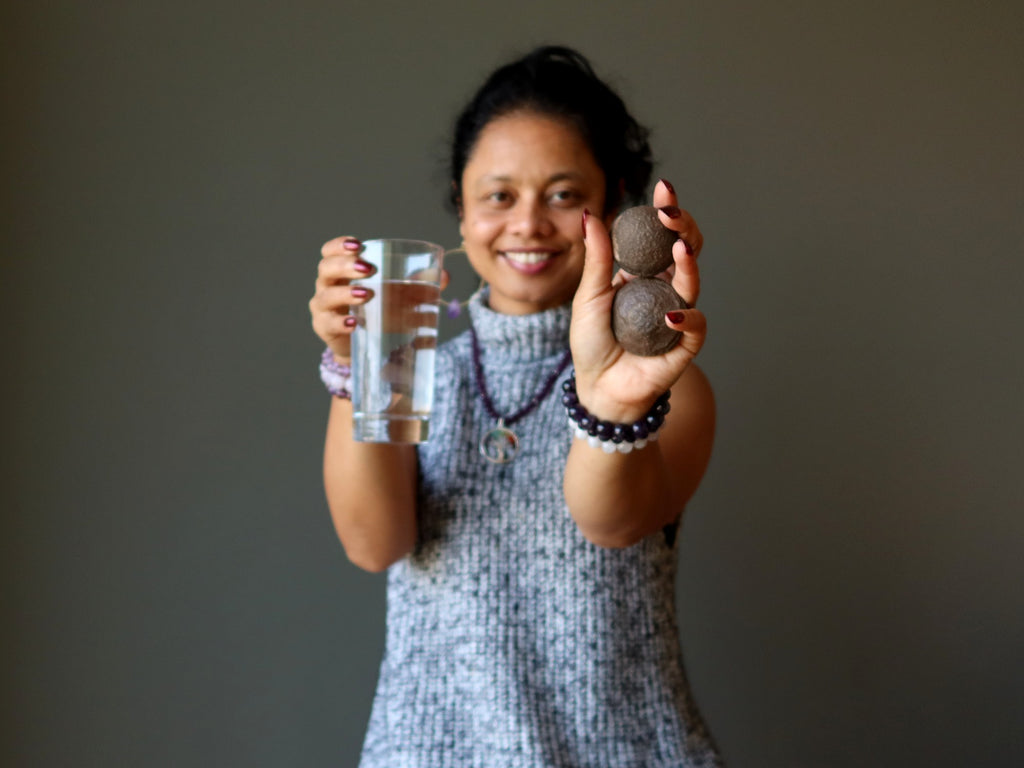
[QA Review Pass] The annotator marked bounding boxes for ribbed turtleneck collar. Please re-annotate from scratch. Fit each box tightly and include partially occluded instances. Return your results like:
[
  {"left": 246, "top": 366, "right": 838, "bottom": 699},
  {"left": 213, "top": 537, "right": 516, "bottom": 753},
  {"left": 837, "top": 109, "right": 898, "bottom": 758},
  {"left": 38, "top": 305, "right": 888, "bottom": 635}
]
[{"left": 466, "top": 289, "right": 571, "bottom": 362}]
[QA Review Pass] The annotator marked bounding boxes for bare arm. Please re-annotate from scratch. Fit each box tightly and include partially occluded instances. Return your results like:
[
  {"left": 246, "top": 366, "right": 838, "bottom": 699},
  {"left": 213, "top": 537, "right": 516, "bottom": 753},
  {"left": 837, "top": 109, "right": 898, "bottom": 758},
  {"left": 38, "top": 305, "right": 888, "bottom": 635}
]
[
  {"left": 322, "top": 396, "right": 418, "bottom": 572},
  {"left": 563, "top": 363, "right": 715, "bottom": 547},
  {"left": 311, "top": 236, "right": 418, "bottom": 571},
  {"left": 565, "top": 179, "right": 714, "bottom": 547}
]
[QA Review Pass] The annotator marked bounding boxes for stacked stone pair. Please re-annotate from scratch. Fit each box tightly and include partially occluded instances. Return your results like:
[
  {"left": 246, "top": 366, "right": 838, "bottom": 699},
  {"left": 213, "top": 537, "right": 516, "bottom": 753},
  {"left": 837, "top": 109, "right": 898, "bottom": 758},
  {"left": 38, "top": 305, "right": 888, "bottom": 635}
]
[{"left": 610, "top": 206, "right": 688, "bottom": 356}]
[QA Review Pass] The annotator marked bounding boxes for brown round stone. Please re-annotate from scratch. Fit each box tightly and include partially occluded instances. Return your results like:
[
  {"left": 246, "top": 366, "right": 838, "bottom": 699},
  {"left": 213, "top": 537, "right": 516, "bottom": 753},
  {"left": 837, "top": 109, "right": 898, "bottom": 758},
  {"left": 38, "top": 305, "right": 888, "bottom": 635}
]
[
  {"left": 611, "top": 205, "right": 678, "bottom": 277},
  {"left": 611, "top": 277, "right": 687, "bottom": 357}
]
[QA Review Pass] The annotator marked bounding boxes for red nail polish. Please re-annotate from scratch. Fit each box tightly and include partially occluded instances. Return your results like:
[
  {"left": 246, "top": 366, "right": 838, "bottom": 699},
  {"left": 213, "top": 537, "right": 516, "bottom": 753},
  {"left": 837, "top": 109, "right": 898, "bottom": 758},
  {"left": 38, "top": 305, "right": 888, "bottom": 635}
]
[
  {"left": 666, "top": 310, "right": 686, "bottom": 324},
  {"left": 659, "top": 178, "right": 675, "bottom": 195},
  {"left": 582, "top": 209, "right": 590, "bottom": 238},
  {"left": 353, "top": 260, "right": 373, "bottom": 274},
  {"left": 344, "top": 316, "right": 358, "bottom": 328},
  {"left": 350, "top": 287, "right": 369, "bottom": 298},
  {"left": 682, "top": 239, "right": 694, "bottom": 257},
  {"left": 659, "top": 205, "right": 682, "bottom": 219},
  {"left": 343, "top": 238, "right": 362, "bottom": 251}
]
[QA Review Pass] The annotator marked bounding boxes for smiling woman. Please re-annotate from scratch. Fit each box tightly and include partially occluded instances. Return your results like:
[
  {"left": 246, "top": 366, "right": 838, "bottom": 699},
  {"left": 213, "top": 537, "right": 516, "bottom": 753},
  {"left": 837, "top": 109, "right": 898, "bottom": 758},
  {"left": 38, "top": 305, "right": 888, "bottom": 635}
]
[
  {"left": 308, "top": 45, "right": 720, "bottom": 767},
  {"left": 458, "top": 111, "right": 607, "bottom": 315}
]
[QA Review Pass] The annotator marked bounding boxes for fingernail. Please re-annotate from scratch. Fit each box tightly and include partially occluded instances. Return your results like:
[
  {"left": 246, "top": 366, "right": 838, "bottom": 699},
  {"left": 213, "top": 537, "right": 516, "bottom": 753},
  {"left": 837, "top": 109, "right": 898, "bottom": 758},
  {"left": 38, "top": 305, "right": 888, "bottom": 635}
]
[
  {"left": 582, "top": 208, "right": 590, "bottom": 238},
  {"left": 343, "top": 238, "right": 362, "bottom": 251},
  {"left": 350, "top": 287, "right": 369, "bottom": 298},
  {"left": 682, "top": 239, "right": 694, "bottom": 257},
  {"left": 659, "top": 205, "right": 682, "bottom": 219},
  {"left": 659, "top": 178, "right": 675, "bottom": 195},
  {"left": 666, "top": 310, "right": 686, "bottom": 324},
  {"left": 353, "top": 260, "right": 373, "bottom": 274},
  {"left": 344, "top": 316, "right": 358, "bottom": 328}
]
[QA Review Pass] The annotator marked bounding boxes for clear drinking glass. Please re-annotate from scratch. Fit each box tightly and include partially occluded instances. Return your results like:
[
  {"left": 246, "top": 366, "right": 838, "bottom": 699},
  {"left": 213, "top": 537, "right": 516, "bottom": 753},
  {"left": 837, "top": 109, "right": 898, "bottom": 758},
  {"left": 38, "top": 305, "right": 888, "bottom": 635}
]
[{"left": 350, "top": 239, "right": 445, "bottom": 443}]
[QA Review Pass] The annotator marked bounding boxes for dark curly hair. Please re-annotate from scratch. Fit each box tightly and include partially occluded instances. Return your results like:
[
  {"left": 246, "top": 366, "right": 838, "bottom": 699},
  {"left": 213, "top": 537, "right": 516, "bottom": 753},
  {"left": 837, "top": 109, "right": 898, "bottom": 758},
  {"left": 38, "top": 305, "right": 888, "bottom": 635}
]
[{"left": 449, "top": 46, "right": 653, "bottom": 216}]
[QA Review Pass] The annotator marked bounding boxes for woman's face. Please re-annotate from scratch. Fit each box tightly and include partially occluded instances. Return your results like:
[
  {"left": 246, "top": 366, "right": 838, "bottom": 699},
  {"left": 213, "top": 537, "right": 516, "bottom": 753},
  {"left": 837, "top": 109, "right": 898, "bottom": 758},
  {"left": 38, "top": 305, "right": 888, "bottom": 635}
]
[{"left": 459, "top": 111, "right": 608, "bottom": 315}]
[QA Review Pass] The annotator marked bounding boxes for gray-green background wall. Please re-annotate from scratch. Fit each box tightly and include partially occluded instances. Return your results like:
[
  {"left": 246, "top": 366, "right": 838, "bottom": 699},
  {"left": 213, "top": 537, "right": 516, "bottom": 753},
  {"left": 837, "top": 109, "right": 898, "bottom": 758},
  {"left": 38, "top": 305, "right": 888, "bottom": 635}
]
[{"left": 4, "top": 1, "right": 1022, "bottom": 766}]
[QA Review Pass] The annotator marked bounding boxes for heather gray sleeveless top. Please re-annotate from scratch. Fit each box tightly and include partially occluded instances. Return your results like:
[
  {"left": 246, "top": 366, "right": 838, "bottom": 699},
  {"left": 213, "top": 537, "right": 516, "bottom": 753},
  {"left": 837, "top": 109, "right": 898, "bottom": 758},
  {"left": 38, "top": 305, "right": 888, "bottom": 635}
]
[{"left": 359, "top": 293, "right": 722, "bottom": 767}]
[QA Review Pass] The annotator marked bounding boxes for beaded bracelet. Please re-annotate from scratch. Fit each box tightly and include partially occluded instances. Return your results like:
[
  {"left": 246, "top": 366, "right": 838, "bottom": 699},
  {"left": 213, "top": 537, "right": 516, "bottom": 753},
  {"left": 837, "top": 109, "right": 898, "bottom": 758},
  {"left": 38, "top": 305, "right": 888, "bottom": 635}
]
[
  {"left": 319, "top": 347, "right": 352, "bottom": 399},
  {"left": 561, "top": 375, "right": 671, "bottom": 454}
]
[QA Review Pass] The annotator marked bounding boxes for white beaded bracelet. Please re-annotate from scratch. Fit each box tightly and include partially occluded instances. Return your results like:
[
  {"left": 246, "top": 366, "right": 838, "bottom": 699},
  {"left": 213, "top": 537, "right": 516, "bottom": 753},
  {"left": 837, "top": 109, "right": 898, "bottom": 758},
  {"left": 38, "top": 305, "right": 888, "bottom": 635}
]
[{"left": 568, "top": 420, "right": 662, "bottom": 453}]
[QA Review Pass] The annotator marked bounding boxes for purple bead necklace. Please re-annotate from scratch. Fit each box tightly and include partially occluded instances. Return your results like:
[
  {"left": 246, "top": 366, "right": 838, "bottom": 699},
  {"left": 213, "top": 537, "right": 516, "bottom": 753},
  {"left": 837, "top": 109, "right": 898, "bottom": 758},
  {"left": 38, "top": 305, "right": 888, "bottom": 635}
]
[{"left": 469, "top": 324, "right": 573, "bottom": 464}]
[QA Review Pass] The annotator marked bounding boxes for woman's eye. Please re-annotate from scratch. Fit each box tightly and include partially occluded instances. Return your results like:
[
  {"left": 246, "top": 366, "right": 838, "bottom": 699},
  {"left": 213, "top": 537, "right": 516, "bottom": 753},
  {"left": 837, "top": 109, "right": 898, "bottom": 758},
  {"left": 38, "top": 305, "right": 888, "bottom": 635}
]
[
  {"left": 487, "top": 191, "right": 512, "bottom": 204},
  {"left": 550, "top": 189, "right": 581, "bottom": 205}
]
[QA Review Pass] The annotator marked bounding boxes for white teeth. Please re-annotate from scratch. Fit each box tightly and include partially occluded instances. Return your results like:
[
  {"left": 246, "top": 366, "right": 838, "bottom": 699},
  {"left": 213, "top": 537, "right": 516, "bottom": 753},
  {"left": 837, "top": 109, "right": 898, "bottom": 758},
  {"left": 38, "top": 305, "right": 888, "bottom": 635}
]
[{"left": 504, "top": 251, "right": 551, "bottom": 265}]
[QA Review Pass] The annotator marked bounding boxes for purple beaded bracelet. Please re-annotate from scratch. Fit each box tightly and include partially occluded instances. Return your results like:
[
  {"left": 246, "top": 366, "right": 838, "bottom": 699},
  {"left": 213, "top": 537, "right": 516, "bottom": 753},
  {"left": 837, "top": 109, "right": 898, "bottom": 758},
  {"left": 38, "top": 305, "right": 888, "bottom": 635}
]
[
  {"left": 561, "top": 375, "right": 671, "bottom": 454},
  {"left": 319, "top": 347, "right": 352, "bottom": 399}
]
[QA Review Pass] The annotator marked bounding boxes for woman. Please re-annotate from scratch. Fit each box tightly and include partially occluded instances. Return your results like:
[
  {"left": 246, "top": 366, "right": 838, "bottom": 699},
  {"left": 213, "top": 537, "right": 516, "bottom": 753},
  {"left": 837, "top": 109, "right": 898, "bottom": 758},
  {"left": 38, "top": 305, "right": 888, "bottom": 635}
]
[{"left": 310, "top": 46, "right": 722, "bottom": 767}]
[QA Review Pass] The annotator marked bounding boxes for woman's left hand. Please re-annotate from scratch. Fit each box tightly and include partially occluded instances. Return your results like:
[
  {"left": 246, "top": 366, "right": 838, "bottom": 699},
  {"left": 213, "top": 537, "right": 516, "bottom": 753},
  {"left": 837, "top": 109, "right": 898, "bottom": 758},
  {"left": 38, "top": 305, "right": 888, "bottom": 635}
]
[{"left": 570, "top": 179, "right": 706, "bottom": 422}]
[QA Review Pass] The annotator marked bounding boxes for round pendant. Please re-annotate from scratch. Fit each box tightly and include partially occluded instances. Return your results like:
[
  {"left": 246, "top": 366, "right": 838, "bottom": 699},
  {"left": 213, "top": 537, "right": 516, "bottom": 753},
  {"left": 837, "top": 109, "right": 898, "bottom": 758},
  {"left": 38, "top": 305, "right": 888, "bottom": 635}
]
[{"left": 480, "top": 422, "right": 519, "bottom": 464}]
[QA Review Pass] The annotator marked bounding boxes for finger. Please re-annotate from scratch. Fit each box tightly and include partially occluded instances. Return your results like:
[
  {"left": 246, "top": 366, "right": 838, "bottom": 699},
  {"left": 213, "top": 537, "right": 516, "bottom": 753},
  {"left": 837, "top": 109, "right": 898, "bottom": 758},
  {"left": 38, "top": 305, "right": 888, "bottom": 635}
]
[
  {"left": 651, "top": 178, "right": 677, "bottom": 208},
  {"left": 322, "top": 313, "right": 360, "bottom": 337},
  {"left": 320, "top": 236, "right": 364, "bottom": 259},
  {"left": 311, "top": 285, "right": 371, "bottom": 315},
  {"left": 318, "top": 236, "right": 375, "bottom": 288},
  {"left": 657, "top": 206, "right": 703, "bottom": 259},
  {"left": 651, "top": 181, "right": 704, "bottom": 258},
  {"left": 664, "top": 307, "right": 707, "bottom": 357},
  {"left": 439, "top": 268, "right": 451, "bottom": 292},
  {"left": 575, "top": 210, "right": 615, "bottom": 303},
  {"left": 669, "top": 239, "right": 701, "bottom": 307},
  {"left": 311, "top": 307, "right": 359, "bottom": 354},
  {"left": 318, "top": 253, "right": 376, "bottom": 285}
]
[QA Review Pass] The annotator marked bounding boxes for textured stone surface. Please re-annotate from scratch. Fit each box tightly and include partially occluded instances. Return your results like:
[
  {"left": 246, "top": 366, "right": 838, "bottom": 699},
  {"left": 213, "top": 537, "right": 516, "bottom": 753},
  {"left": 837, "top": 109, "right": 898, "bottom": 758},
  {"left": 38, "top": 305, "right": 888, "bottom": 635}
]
[
  {"left": 611, "top": 205, "right": 678, "bottom": 277},
  {"left": 611, "top": 277, "right": 686, "bottom": 356}
]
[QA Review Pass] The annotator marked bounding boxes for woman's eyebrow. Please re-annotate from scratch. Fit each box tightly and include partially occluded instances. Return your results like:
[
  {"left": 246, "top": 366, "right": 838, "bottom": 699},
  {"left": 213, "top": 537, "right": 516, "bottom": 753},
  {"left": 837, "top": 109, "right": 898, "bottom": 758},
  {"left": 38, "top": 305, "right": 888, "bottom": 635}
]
[{"left": 476, "top": 171, "right": 584, "bottom": 186}]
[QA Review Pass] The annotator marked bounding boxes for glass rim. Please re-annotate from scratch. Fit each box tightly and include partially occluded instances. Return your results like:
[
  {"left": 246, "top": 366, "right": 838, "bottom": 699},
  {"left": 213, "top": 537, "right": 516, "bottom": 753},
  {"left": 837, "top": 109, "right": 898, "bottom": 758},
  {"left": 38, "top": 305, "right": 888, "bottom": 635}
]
[{"left": 360, "top": 238, "right": 445, "bottom": 253}]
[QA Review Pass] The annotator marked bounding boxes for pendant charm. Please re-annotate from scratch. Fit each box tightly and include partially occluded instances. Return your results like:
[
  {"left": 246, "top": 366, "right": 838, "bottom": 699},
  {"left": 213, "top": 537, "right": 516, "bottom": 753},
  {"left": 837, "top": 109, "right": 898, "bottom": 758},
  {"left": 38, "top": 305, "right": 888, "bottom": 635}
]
[{"left": 480, "top": 419, "right": 519, "bottom": 464}]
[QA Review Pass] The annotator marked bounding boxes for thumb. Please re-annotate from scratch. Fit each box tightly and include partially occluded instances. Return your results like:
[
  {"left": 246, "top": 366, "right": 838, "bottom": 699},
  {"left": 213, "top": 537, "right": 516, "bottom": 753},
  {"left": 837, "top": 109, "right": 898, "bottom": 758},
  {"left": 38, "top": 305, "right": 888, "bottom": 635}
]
[{"left": 575, "top": 209, "right": 614, "bottom": 303}]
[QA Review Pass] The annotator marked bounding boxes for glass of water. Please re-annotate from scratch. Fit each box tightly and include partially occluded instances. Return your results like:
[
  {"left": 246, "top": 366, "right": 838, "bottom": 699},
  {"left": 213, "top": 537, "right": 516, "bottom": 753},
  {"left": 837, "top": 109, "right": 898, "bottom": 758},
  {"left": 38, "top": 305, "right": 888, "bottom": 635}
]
[{"left": 350, "top": 239, "right": 445, "bottom": 443}]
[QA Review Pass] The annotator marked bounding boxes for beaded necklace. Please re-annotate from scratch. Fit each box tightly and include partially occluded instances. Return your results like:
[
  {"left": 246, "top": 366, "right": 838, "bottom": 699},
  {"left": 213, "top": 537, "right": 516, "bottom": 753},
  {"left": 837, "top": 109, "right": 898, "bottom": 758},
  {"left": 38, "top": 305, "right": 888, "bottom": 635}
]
[{"left": 468, "top": 324, "right": 573, "bottom": 464}]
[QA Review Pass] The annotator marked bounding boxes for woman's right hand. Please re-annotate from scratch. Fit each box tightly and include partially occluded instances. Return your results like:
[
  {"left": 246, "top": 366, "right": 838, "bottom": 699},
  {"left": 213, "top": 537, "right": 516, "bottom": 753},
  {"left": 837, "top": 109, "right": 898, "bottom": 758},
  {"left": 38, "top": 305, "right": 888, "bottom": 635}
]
[
  {"left": 313, "top": 236, "right": 420, "bottom": 572},
  {"left": 309, "top": 236, "right": 376, "bottom": 360}
]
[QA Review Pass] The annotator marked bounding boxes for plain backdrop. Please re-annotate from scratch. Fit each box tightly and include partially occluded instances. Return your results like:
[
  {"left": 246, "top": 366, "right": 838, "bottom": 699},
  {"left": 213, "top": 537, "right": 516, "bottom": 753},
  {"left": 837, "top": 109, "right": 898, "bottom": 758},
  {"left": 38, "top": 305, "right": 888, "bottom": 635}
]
[{"left": 3, "top": 1, "right": 1023, "bottom": 766}]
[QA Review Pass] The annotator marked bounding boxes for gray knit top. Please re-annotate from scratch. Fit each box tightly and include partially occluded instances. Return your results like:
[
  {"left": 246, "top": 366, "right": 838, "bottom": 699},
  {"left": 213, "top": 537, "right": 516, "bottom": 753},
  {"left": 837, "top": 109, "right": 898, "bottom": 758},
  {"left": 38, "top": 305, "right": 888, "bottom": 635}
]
[{"left": 359, "top": 293, "right": 722, "bottom": 768}]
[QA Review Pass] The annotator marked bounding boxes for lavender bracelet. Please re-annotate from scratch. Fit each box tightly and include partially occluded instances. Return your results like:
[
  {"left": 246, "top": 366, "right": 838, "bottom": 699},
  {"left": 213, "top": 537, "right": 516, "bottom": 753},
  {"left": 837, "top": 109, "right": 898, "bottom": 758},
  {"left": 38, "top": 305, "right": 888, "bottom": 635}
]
[
  {"left": 319, "top": 347, "right": 352, "bottom": 399},
  {"left": 561, "top": 375, "right": 670, "bottom": 454}
]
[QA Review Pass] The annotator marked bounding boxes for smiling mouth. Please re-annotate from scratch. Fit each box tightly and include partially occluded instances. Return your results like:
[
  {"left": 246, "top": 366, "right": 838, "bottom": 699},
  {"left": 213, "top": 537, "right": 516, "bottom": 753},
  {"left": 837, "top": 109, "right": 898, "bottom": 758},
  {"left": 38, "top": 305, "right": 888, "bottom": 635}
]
[{"left": 503, "top": 251, "right": 555, "bottom": 265}]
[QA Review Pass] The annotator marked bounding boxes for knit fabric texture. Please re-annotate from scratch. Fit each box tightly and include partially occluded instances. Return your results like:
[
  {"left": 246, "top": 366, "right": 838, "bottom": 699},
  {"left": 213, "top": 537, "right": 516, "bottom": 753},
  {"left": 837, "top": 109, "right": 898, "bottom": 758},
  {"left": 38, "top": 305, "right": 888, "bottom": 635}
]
[{"left": 358, "top": 292, "right": 722, "bottom": 768}]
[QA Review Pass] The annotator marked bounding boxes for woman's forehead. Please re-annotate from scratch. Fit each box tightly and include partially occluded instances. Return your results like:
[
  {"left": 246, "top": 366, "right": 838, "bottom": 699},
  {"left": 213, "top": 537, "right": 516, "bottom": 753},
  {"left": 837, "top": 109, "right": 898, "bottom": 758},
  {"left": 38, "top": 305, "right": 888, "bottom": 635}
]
[{"left": 463, "top": 113, "right": 601, "bottom": 179}]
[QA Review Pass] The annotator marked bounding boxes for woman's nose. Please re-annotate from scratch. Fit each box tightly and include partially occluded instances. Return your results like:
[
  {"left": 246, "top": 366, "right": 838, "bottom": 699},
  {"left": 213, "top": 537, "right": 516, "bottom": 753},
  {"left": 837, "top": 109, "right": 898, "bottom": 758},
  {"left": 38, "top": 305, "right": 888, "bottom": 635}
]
[{"left": 509, "top": 199, "right": 554, "bottom": 238}]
